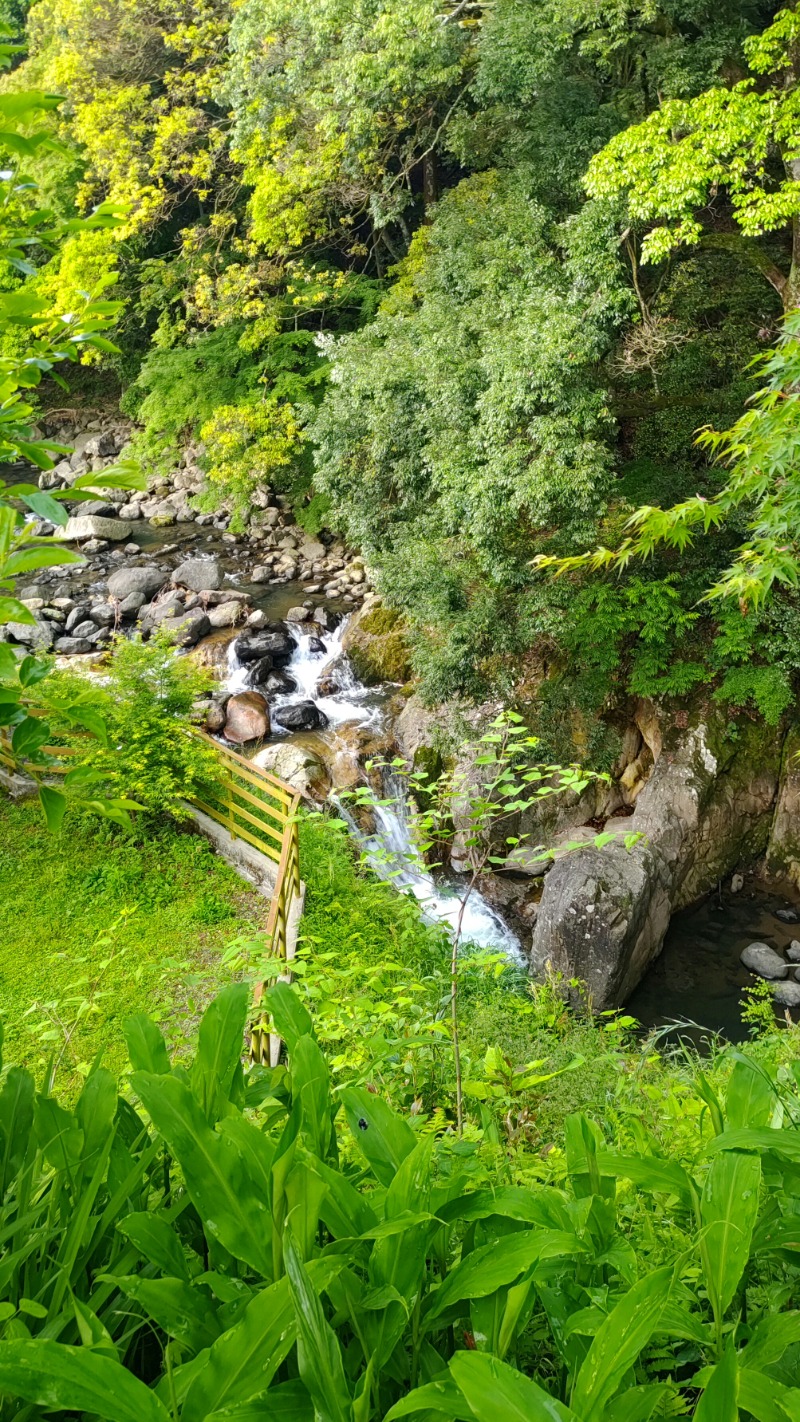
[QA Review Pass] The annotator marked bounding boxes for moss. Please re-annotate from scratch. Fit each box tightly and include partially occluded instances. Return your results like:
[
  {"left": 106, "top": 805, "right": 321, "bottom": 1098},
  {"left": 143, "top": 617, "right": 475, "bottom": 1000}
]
[
  {"left": 344, "top": 606, "right": 413, "bottom": 685},
  {"left": 359, "top": 606, "right": 403, "bottom": 636}
]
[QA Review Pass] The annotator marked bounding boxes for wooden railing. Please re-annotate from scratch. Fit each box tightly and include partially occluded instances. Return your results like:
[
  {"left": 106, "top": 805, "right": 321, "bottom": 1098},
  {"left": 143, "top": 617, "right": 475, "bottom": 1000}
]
[{"left": 1, "top": 723, "right": 304, "bottom": 1061}]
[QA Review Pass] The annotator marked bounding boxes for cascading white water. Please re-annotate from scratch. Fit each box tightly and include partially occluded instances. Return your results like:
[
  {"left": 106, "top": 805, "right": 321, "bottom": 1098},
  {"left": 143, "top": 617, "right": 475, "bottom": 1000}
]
[
  {"left": 224, "top": 614, "right": 522, "bottom": 957},
  {"left": 340, "top": 789, "right": 523, "bottom": 959}
]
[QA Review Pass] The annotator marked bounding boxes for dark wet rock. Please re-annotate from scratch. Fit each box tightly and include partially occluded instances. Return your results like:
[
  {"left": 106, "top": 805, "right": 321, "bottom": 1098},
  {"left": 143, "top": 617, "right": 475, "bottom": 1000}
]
[
  {"left": 272, "top": 700, "right": 328, "bottom": 732},
  {"left": 261, "top": 670, "right": 298, "bottom": 696},
  {"left": 171, "top": 557, "right": 222, "bottom": 592},
  {"left": 247, "top": 655, "right": 274, "bottom": 684},
  {"left": 776, "top": 908, "right": 799, "bottom": 923},
  {"left": 741, "top": 942, "right": 788, "bottom": 979},
  {"left": 223, "top": 691, "right": 270, "bottom": 744},
  {"left": 307, "top": 636, "right": 327, "bottom": 655},
  {"left": 119, "top": 591, "right": 146, "bottom": 617},
  {"left": 80, "top": 501, "right": 118, "bottom": 518},
  {"left": 107, "top": 566, "right": 166, "bottom": 602},
  {"left": 235, "top": 629, "right": 294, "bottom": 664}
]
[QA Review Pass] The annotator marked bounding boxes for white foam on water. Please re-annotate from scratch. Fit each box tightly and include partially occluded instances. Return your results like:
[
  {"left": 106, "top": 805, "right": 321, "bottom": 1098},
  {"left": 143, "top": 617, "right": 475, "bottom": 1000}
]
[{"left": 224, "top": 615, "right": 521, "bottom": 958}]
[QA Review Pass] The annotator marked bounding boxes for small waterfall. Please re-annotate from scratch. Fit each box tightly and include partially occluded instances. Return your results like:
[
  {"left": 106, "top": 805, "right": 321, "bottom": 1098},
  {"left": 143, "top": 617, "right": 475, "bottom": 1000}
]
[
  {"left": 338, "top": 783, "right": 523, "bottom": 960},
  {"left": 224, "top": 613, "right": 522, "bottom": 958}
]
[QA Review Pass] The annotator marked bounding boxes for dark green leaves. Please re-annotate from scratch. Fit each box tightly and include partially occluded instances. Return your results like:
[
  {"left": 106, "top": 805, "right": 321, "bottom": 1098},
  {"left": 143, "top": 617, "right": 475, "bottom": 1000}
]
[{"left": 0, "top": 1341, "right": 171, "bottom": 1422}]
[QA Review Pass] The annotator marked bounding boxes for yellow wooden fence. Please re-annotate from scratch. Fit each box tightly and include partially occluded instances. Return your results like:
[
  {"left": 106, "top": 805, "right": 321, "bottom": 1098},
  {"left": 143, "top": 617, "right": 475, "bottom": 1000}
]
[{"left": 0, "top": 723, "right": 303, "bottom": 1061}]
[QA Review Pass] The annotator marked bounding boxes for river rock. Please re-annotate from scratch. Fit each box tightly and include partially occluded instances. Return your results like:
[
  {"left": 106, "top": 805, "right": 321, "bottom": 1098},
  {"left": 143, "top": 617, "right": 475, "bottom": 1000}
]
[
  {"left": 7, "top": 618, "right": 54, "bottom": 651},
  {"left": 252, "top": 743, "right": 328, "bottom": 800},
  {"left": 788, "top": 941, "right": 800, "bottom": 962},
  {"left": 204, "top": 697, "right": 229, "bottom": 733},
  {"left": 171, "top": 557, "right": 222, "bottom": 592},
  {"left": 158, "top": 611, "right": 210, "bottom": 648},
  {"left": 54, "top": 515, "right": 133, "bottom": 542},
  {"left": 285, "top": 605, "right": 309, "bottom": 623},
  {"left": 741, "top": 942, "right": 789, "bottom": 979},
  {"left": 223, "top": 691, "right": 270, "bottom": 744},
  {"left": 307, "top": 636, "right": 327, "bottom": 655},
  {"left": 140, "top": 596, "right": 185, "bottom": 628},
  {"left": 90, "top": 604, "right": 116, "bottom": 628},
  {"left": 234, "top": 629, "right": 294, "bottom": 664},
  {"left": 206, "top": 600, "right": 245, "bottom": 630},
  {"left": 776, "top": 908, "right": 799, "bottom": 923},
  {"left": 55, "top": 636, "right": 93, "bottom": 655},
  {"left": 108, "top": 566, "right": 166, "bottom": 602},
  {"left": 259, "top": 669, "right": 298, "bottom": 695},
  {"left": 773, "top": 980, "right": 800, "bottom": 1007},
  {"left": 272, "top": 700, "right": 328, "bottom": 732},
  {"left": 247, "top": 609, "right": 267, "bottom": 628},
  {"left": 65, "top": 604, "right": 91, "bottom": 633},
  {"left": 69, "top": 619, "right": 99, "bottom": 640}
]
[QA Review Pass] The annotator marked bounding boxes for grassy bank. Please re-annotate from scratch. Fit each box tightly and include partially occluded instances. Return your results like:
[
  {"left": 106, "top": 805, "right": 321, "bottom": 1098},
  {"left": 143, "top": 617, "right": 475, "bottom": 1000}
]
[{"left": 0, "top": 797, "right": 262, "bottom": 1083}]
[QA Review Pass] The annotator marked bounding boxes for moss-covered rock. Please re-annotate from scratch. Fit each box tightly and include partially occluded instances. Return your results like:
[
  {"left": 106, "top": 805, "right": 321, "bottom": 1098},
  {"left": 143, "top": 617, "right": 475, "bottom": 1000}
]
[{"left": 342, "top": 600, "right": 412, "bottom": 685}]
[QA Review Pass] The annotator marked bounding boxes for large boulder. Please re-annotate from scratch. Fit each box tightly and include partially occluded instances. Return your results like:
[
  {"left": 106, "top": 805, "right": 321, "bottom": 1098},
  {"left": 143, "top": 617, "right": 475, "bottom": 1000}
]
[
  {"left": 206, "top": 600, "right": 246, "bottom": 630},
  {"left": 54, "top": 515, "right": 133, "bottom": 542},
  {"left": 234, "top": 629, "right": 294, "bottom": 664},
  {"left": 108, "top": 566, "right": 166, "bottom": 602},
  {"left": 773, "top": 980, "right": 800, "bottom": 1008},
  {"left": 253, "top": 742, "right": 328, "bottom": 800},
  {"left": 7, "top": 618, "right": 54, "bottom": 651},
  {"left": 741, "top": 942, "right": 788, "bottom": 980},
  {"left": 223, "top": 691, "right": 270, "bottom": 744},
  {"left": 171, "top": 557, "right": 222, "bottom": 592},
  {"left": 341, "top": 599, "right": 411, "bottom": 685},
  {"left": 158, "top": 611, "right": 210, "bottom": 648},
  {"left": 530, "top": 705, "right": 786, "bottom": 1008},
  {"left": 272, "top": 700, "right": 328, "bottom": 732}
]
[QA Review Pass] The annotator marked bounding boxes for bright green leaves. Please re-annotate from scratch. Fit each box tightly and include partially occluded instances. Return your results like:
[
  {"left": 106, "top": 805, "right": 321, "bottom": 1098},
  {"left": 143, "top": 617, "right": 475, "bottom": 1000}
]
[{"left": 0, "top": 1341, "right": 171, "bottom": 1422}]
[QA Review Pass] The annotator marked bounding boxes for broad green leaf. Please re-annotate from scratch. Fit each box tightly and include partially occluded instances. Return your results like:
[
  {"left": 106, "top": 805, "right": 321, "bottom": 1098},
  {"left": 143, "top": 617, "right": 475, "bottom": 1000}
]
[
  {"left": 428, "top": 1230, "right": 586, "bottom": 1320},
  {"left": 117, "top": 1212, "right": 191, "bottom": 1281},
  {"left": 11, "top": 715, "right": 49, "bottom": 758},
  {"left": 181, "top": 1274, "right": 301, "bottom": 1422},
  {"left": 106, "top": 1275, "right": 220, "bottom": 1352},
  {"left": 76, "top": 1067, "right": 117, "bottom": 1170},
  {"left": 738, "top": 1312, "right": 800, "bottom": 1371},
  {"left": 123, "top": 1014, "right": 170, "bottom": 1075},
  {"left": 739, "top": 1368, "right": 800, "bottom": 1422},
  {"left": 708, "top": 1128, "right": 800, "bottom": 1160},
  {"left": 291, "top": 1033, "right": 332, "bottom": 1161},
  {"left": 264, "top": 982, "right": 313, "bottom": 1049},
  {"left": 284, "top": 1234, "right": 352, "bottom": 1422},
  {"left": 18, "top": 654, "right": 51, "bottom": 687},
  {"left": 132, "top": 1071, "right": 273, "bottom": 1275},
  {"left": 596, "top": 1153, "right": 694, "bottom": 1206},
  {"left": 39, "top": 784, "right": 65, "bottom": 832},
  {"left": 605, "top": 1384, "right": 674, "bottom": 1421},
  {"left": 438, "top": 1186, "right": 572, "bottom": 1230},
  {"left": 341, "top": 1085, "right": 417, "bottom": 1186},
  {"left": 35, "top": 1094, "right": 83, "bottom": 1171},
  {"left": 0, "top": 1340, "right": 170, "bottom": 1422},
  {"left": 204, "top": 1380, "right": 315, "bottom": 1422},
  {"left": 700, "top": 1152, "right": 761, "bottom": 1323},
  {"left": 385, "top": 1375, "right": 479, "bottom": 1419},
  {"left": 449, "top": 1353, "right": 577, "bottom": 1421},
  {"left": 191, "top": 983, "right": 249, "bottom": 1124},
  {"left": 570, "top": 1267, "right": 673, "bottom": 1420},
  {"left": 0, "top": 597, "right": 37, "bottom": 625},
  {"left": 725, "top": 1056, "right": 775, "bottom": 1129},
  {"left": 694, "top": 1344, "right": 737, "bottom": 1421},
  {"left": 0, "top": 1066, "right": 33, "bottom": 1192},
  {"left": 21, "top": 489, "right": 68, "bottom": 522}
]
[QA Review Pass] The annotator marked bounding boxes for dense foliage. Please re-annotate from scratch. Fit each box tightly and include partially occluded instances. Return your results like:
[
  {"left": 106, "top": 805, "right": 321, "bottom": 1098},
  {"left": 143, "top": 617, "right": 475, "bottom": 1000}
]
[
  {"left": 6, "top": 0, "right": 800, "bottom": 736},
  {"left": 0, "top": 979, "right": 800, "bottom": 1419}
]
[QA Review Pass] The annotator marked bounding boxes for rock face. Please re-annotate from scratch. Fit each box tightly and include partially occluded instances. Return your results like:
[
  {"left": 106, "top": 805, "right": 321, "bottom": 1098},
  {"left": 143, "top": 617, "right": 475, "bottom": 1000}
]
[
  {"left": 272, "top": 700, "right": 328, "bottom": 732},
  {"left": 223, "top": 691, "right": 270, "bottom": 744},
  {"left": 253, "top": 743, "right": 328, "bottom": 799},
  {"left": 341, "top": 599, "right": 412, "bottom": 685},
  {"left": 54, "top": 515, "right": 133, "bottom": 543},
  {"left": 529, "top": 706, "right": 786, "bottom": 1008},
  {"left": 171, "top": 557, "right": 222, "bottom": 592},
  {"left": 741, "top": 943, "right": 788, "bottom": 979}
]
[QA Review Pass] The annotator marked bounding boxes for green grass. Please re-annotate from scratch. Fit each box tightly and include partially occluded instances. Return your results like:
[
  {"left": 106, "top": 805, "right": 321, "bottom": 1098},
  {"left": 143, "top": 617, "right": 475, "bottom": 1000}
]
[{"left": 0, "top": 797, "right": 263, "bottom": 1085}]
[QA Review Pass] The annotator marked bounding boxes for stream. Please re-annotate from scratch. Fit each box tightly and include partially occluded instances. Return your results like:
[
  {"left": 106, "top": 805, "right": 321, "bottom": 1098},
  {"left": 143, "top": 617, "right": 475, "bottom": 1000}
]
[{"left": 222, "top": 612, "right": 522, "bottom": 959}]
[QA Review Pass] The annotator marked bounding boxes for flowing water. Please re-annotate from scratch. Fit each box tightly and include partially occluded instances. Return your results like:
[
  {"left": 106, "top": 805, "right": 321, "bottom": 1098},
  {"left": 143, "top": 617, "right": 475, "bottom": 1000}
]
[{"left": 224, "top": 616, "right": 522, "bottom": 957}]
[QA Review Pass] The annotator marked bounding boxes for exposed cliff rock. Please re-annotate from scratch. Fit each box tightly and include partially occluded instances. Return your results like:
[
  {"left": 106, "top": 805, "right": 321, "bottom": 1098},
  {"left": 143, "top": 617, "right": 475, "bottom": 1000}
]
[{"left": 529, "top": 705, "right": 787, "bottom": 1007}]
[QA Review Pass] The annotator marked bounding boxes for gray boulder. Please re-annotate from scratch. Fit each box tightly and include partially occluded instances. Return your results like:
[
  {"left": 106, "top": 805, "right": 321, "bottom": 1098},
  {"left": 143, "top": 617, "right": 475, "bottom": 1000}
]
[
  {"left": 69, "top": 619, "right": 99, "bottom": 640},
  {"left": 7, "top": 619, "right": 53, "bottom": 651},
  {"left": 107, "top": 566, "right": 166, "bottom": 602},
  {"left": 53, "top": 515, "right": 133, "bottom": 543},
  {"left": 55, "top": 636, "right": 93, "bottom": 655},
  {"left": 788, "top": 941, "right": 800, "bottom": 963},
  {"left": 65, "top": 605, "right": 91, "bottom": 634},
  {"left": 171, "top": 557, "right": 222, "bottom": 592},
  {"left": 89, "top": 604, "right": 116, "bottom": 628},
  {"left": 158, "top": 611, "right": 210, "bottom": 648},
  {"left": 773, "top": 980, "right": 800, "bottom": 1007},
  {"left": 235, "top": 629, "right": 294, "bottom": 664},
  {"left": 206, "top": 600, "right": 245, "bottom": 630},
  {"left": 741, "top": 943, "right": 788, "bottom": 979}
]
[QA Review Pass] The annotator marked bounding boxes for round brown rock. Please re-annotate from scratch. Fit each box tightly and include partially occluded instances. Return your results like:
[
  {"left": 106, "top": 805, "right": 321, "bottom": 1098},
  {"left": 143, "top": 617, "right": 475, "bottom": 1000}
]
[{"left": 223, "top": 691, "right": 270, "bottom": 744}]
